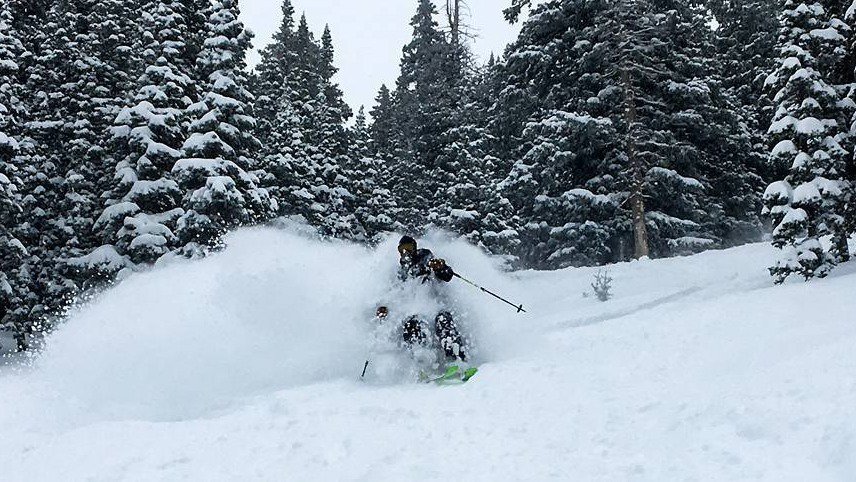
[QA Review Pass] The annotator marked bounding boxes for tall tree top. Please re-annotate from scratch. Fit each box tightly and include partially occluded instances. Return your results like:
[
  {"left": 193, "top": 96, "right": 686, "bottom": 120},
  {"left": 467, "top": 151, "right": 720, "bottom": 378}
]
[
  {"left": 374, "top": 84, "right": 391, "bottom": 104},
  {"left": 400, "top": 0, "right": 449, "bottom": 81},
  {"left": 296, "top": 12, "right": 312, "bottom": 43},
  {"left": 198, "top": 0, "right": 252, "bottom": 76},
  {"left": 271, "top": 0, "right": 295, "bottom": 45},
  {"left": 320, "top": 24, "right": 336, "bottom": 81},
  {"left": 411, "top": 0, "right": 443, "bottom": 39},
  {"left": 280, "top": 0, "right": 295, "bottom": 25}
]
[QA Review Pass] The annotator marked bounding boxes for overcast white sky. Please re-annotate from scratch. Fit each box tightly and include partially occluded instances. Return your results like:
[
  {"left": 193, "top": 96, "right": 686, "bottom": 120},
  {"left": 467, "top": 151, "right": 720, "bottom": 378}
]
[{"left": 240, "top": 0, "right": 528, "bottom": 115}]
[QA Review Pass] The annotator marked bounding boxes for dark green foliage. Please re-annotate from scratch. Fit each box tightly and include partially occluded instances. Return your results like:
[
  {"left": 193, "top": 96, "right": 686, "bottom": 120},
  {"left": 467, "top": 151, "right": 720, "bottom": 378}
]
[
  {"left": 173, "top": 0, "right": 274, "bottom": 253},
  {"left": 88, "top": 0, "right": 195, "bottom": 273},
  {"left": 484, "top": 0, "right": 765, "bottom": 268},
  {"left": 251, "top": 3, "right": 362, "bottom": 239},
  {"left": 0, "top": 4, "right": 29, "bottom": 341},
  {"left": 762, "top": 0, "right": 853, "bottom": 282}
]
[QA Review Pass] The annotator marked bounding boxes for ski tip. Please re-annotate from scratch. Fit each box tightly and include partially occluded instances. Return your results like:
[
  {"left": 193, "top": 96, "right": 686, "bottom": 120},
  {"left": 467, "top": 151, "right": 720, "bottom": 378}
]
[{"left": 422, "top": 365, "right": 480, "bottom": 384}]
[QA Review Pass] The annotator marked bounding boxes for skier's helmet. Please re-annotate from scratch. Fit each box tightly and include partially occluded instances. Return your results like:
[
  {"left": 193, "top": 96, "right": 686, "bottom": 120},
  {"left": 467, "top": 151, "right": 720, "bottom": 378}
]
[{"left": 398, "top": 235, "right": 417, "bottom": 257}]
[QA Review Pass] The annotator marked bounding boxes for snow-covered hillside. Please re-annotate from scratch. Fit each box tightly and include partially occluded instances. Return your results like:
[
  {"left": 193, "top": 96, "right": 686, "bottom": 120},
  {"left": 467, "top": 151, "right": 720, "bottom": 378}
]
[{"left": 2, "top": 227, "right": 855, "bottom": 481}]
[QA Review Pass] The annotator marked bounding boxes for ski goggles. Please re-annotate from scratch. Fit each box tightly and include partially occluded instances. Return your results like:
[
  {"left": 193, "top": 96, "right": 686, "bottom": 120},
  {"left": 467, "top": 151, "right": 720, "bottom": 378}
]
[{"left": 398, "top": 242, "right": 416, "bottom": 256}]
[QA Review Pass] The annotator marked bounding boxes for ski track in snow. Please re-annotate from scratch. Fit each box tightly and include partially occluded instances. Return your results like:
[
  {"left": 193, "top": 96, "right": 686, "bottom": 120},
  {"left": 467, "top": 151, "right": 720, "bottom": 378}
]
[{"left": 1, "top": 227, "right": 856, "bottom": 481}]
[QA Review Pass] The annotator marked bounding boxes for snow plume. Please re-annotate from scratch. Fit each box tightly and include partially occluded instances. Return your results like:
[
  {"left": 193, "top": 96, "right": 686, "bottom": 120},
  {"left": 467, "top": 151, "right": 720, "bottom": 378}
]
[{"left": 2, "top": 225, "right": 531, "bottom": 423}]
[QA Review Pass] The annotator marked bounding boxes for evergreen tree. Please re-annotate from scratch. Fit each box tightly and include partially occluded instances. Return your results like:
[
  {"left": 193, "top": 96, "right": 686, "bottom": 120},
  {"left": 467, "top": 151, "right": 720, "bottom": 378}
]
[
  {"left": 489, "top": 0, "right": 762, "bottom": 268},
  {"left": 848, "top": 2, "right": 856, "bottom": 242},
  {"left": 429, "top": 60, "right": 519, "bottom": 257},
  {"left": 503, "top": 0, "right": 533, "bottom": 23},
  {"left": 709, "top": 0, "right": 780, "bottom": 181},
  {"left": 0, "top": 4, "right": 29, "bottom": 344},
  {"left": 252, "top": 0, "right": 296, "bottom": 152},
  {"left": 173, "top": 0, "right": 275, "bottom": 253},
  {"left": 59, "top": 0, "right": 142, "bottom": 264},
  {"left": 657, "top": 1, "right": 766, "bottom": 253},
  {"left": 302, "top": 25, "right": 361, "bottom": 239},
  {"left": 7, "top": 0, "right": 60, "bottom": 329},
  {"left": 369, "top": 84, "right": 396, "bottom": 156},
  {"left": 389, "top": 0, "right": 460, "bottom": 229},
  {"left": 351, "top": 106, "right": 370, "bottom": 160},
  {"left": 12, "top": 1, "right": 96, "bottom": 323},
  {"left": 183, "top": 0, "right": 213, "bottom": 82},
  {"left": 350, "top": 107, "right": 399, "bottom": 239},
  {"left": 252, "top": 5, "right": 360, "bottom": 239},
  {"left": 763, "top": 0, "right": 853, "bottom": 282},
  {"left": 86, "top": 0, "right": 197, "bottom": 278}
]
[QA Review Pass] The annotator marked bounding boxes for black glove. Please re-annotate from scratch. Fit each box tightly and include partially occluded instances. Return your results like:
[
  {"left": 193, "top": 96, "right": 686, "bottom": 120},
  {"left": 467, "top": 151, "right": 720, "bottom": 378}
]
[{"left": 428, "top": 258, "right": 447, "bottom": 273}]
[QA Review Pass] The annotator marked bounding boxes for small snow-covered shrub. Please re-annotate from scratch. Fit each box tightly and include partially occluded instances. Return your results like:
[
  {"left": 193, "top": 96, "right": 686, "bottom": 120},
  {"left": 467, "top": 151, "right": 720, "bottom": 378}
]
[{"left": 591, "top": 270, "right": 613, "bottom": 302}]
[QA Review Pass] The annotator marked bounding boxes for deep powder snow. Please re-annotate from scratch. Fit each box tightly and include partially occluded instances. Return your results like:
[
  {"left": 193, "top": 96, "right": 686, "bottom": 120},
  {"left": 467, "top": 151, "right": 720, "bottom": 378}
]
[{"left": 1, "top": 227, "right": 855, "bottom": 481}]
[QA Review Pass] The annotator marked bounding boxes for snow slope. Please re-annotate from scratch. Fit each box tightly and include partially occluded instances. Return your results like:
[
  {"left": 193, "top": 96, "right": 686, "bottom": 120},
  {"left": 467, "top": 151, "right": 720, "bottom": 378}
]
[{"left": 1, "top": 227, "right": 855, "bottom": 481}]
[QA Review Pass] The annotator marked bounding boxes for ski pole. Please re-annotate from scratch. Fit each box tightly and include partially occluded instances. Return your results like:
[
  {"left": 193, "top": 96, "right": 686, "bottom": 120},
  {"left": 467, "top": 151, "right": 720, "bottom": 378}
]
[
  {"left": 360, "top": 306, "right": 388, "bottom": 379},
  {"left": 453, "top": 273, "right": 527, "bottom": 313}
]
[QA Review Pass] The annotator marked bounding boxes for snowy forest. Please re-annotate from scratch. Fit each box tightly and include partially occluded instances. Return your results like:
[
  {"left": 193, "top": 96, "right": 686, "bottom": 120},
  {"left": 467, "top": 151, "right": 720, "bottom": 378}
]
[{"left": 0, "top": 0, "right": 855, "bottom": 350}]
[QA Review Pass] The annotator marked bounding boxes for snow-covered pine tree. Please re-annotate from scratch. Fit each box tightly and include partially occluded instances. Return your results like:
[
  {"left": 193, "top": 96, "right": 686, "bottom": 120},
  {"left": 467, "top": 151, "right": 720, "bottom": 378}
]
[
  {"left": 6, "top": 0, "right": 60, "bottom": 328},
  {"left": 607, "top": 0, "right": 679, "bottom": 260},
  {"left": 303, "top": 25, "right": 363, "bottom": 239},
  {"left": 656, "top": 2, "right": 765, "bottom": 253},
  {"left": 11, "top": 1, "right": 100, "bottom": 322},
  {"left": 489, "top": 0, "right": 631, "bottom": 267},
  {"left": 848, "top": 2, "right": 856, "bottom": 242},
  {"left": 0, "top": 4, "right": 29, "bottom": 342},
  {"left": 84, "top": 0, "right": 197, "bottom": 280},
  {"left": 710, "top": 0, "right": 780, "bottom": 181},
  {"left": 252, "top": 8, "right": 361, "bottom": 239},
  {"left": 349, "top": 107, "right": 400, "bottom": 240},
  {"left": 763, "top": 0, "right": 853, "bottom": 282},
  {"left": 289, "top": 14, "right": 324, "bottom": 166},
  {"left": 173, "top": 0, "right": 275, "bottom": 254},
  {"left": 369, "top": 84, "right": 396, "bottom": 157},
  {"left": 58, "top": 0, "right": 143, "bottom": 265},
  {"left": 503, "top": 0, "right": 533, "bottom": 23},
  {"left": 183, "top": 0, "right": 212, "bottom": 77},
  {"left": 388, "top": 0, "right": 460, "bottom": 230},
  {"left": 254, "top": 13, "right": 324, "bottom": 228},
  {"left": 488, "top": 0, "right": 762, "bottom": 268},
  {"left": 252, "top": 0, "right": 296, "bottom": 153},
  {"left": 364, "top": 87, "right": 405, "bottom": 237},
  {"left": 351, "top": 106, "right": 370, "bottom": 161},
  {"left": 430, "top": 56, "right": 521, "bottom": 258},
  {"left": 503, "top": 110, "right": 622, "bottom": 268},
  {"left": 468, "top": 53, "right": 521, "bottom": 260},
  {"left": 304, "top": 91, "right": 363, "bottom": 240},
  {"left": 250, "top": 0, "right": 303, "bottom": 214}
]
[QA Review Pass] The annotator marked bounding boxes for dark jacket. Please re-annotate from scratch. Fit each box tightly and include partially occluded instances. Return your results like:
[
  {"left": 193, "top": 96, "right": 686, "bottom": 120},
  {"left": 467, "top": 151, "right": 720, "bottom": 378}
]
[{"left": 399, "top": 248, "right": 454, "bottom": 283}]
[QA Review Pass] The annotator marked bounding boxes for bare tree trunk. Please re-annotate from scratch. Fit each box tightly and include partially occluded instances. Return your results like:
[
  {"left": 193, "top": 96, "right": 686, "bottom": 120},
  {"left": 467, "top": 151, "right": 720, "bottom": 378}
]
[
  {"left": 623, "top": 68, "right": 650, "bottom": 259},
  {"left": 447, "top": 0, "right": 460, "bottom": 46},
  {"left": 835, "top": 232, "right": 850, "bottom": 263}
]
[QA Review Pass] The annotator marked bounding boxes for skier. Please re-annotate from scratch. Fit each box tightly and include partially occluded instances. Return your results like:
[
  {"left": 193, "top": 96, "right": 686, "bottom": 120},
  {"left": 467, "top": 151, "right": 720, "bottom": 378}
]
[{"left": 394, "top": 235, "right": 467, "bottom": 362}]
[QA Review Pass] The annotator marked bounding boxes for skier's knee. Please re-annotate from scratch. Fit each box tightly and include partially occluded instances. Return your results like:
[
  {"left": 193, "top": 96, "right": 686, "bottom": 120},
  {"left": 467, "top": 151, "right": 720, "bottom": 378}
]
[
  {"left": 434, "top": 311, "right": 466, "bottom": 361},
  {"left": 402, "top": 316, "right": 428, "bottom": 346},
  {"left": 434, "top": 311, "right": 454, "bottom": 332}
]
